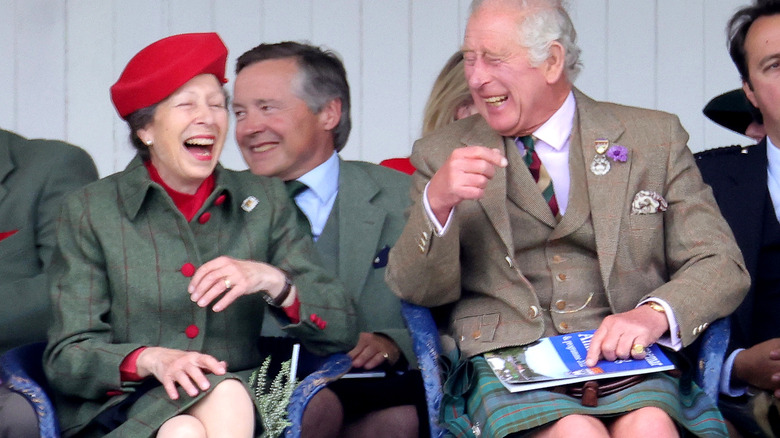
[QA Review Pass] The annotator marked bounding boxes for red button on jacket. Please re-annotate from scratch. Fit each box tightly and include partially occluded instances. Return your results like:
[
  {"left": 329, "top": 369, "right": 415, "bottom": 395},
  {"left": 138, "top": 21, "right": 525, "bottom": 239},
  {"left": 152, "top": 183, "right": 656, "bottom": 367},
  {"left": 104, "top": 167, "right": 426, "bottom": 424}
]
[
  {"left": 198, "top": 212, "right": 211, "bottom": 224},
  {"left": 181, "top": 263, "right": 196, "bottom": 277},
  {"left": 185, "top": 324, "right": 199, "bottom": 338}
]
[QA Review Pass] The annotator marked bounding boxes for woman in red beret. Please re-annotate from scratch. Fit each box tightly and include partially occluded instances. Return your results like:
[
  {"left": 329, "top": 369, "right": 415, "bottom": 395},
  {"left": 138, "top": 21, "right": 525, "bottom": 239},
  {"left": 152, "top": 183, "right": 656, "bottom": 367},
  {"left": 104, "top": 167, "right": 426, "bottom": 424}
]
[{"left": 43, "top": 33, "right": 357, "bottom": 438}]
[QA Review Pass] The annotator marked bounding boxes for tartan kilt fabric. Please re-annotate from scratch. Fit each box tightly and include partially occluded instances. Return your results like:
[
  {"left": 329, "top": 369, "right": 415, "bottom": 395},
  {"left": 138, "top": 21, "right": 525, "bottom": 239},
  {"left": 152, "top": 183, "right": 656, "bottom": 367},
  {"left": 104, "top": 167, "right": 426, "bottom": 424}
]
[{"left": 441, "top": 356, "right": 728, "bottom": 438}]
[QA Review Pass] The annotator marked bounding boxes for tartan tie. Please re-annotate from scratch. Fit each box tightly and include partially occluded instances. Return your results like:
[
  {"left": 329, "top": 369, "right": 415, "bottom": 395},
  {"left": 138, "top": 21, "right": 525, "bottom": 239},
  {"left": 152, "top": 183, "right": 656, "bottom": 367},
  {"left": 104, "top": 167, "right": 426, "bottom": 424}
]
[
  {"left": 516, "top": 135, "right": 559, "bottom": 217},
  {"left": 284, "top": 180, "right": 313, "bottom": 235}
]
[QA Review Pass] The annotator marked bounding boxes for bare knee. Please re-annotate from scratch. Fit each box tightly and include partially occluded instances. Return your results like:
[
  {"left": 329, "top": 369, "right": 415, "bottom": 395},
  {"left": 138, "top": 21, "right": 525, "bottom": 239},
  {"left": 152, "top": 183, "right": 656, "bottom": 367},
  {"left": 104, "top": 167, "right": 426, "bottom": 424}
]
[
  {"left": 187, "top": 378, "right": 254, "bottom": 438},
  {"left": 610, "top": 407, "right": 678, "bottom": 438},
  {"left": 533, "top": 414, "right": 609, "bottom": 438},
  {"left": 201, "top": 379, "right": 252, "bottom": 407},
  {"left": 157, "top": 414, "right": 206, "bottom": 438}
]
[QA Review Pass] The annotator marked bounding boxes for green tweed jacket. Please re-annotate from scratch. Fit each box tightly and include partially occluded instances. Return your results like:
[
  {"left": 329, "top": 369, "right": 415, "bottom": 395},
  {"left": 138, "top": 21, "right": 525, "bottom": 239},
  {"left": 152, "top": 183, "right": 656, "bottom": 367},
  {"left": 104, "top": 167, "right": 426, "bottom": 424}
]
[
  {"left": 326, "top": 159, "right": 415, "bottom": 365},
  {"left": 0, "top": 129, "right": 97, "bottom": 354},
  {"left": 44, "top": 156, "right": 357, "bottom": 437},
  {"left": 387, "top": 89, "right": 749, "bottom": 358}
]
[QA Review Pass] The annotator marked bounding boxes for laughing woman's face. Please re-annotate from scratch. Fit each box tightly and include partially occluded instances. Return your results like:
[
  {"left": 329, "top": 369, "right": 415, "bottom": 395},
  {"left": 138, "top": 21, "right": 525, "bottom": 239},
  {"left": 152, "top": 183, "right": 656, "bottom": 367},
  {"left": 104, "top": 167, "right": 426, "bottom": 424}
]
[{"left": 138, "top": 74, "right": 228, "bottom": 194}]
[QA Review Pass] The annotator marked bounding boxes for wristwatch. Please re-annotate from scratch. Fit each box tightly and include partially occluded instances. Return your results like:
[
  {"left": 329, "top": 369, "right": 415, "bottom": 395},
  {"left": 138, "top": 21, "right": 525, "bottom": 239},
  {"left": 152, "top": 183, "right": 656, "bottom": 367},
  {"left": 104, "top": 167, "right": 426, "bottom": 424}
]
[{"left": 261, "top": 271, "right": 293, "bottom": 307}]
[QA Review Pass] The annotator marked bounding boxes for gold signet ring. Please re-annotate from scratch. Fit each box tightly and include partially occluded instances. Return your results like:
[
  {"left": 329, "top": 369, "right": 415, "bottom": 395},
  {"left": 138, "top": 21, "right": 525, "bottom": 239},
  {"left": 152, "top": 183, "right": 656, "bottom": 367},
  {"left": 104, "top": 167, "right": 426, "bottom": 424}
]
[{"left": 631, "top": 344, "right": 645, "bottom": 355}]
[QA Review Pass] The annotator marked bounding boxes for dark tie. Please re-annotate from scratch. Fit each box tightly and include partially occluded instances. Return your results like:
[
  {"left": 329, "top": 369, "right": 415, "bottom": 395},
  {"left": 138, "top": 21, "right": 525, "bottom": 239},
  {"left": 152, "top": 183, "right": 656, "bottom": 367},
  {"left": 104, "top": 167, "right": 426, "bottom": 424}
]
[
  {"left": 284, "top": 180, "right": 313, "bottom": 235},
  {"left": 516, "top": 135, "right": 559, "bottom": 217}
]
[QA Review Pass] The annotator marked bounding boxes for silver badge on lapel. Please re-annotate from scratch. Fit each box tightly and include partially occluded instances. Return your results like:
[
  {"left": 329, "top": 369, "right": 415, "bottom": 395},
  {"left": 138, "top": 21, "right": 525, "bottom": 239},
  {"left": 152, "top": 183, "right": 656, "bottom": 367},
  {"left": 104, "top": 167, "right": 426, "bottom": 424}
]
[
  {"left": 591, "top": 139, "right": 611, "bottom": 176},
  {"left": 241, "top": 196, "right": 259, "bottom": 212}
]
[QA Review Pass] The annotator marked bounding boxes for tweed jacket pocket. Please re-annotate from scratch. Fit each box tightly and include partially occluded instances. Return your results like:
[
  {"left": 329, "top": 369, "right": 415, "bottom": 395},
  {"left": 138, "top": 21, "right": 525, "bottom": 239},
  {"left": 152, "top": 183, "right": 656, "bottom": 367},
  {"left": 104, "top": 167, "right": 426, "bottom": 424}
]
[{"left": 454, "top": 313, "right": 500, "bottom": 348}]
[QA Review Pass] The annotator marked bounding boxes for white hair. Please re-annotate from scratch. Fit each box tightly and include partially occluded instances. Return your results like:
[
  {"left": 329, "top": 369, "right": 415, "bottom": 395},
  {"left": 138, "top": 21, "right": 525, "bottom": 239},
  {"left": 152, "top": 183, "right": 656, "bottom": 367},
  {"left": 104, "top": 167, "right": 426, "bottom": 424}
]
[{"left": 470, "top": 0, "right": 582, "bottom": 82}]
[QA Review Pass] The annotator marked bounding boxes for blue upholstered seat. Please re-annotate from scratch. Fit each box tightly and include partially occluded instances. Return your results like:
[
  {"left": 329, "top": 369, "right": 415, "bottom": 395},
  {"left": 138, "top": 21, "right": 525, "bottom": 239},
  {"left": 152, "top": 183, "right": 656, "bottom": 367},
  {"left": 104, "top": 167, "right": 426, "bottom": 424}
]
[
  {"left": 694, "top": 317, "right": 730, "bottom": 402},
  {"left": 0, "top": 342, "right": 60, "bottom": 438}
]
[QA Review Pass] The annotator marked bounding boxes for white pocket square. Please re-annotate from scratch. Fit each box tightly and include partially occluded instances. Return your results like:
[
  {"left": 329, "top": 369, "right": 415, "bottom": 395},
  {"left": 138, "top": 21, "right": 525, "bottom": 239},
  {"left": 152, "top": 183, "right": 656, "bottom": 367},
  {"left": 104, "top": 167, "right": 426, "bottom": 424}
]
[{"left": 631, "top": 190, "right": 668, "bottom": 215}]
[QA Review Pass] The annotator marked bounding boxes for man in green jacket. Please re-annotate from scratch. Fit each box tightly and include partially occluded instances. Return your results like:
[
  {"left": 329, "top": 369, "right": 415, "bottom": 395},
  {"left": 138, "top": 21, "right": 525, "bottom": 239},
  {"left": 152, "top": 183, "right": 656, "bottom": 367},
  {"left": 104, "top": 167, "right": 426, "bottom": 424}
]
[
  {"left": 0, "top": 128, "right": 98, "bottom": 437},
  {"left": 233, "top": 41, "right": 425, "bottom": 438}
]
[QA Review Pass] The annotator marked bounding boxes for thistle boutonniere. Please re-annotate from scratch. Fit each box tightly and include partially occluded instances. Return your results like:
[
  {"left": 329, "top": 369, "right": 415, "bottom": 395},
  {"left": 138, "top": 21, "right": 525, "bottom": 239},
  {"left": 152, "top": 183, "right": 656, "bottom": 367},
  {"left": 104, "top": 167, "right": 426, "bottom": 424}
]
[
  {"left": 250, "top": 353, "right": 299, "bottom": 437},
  {"left": 606, "top": 145, "right": 628, "bottom": 162}
]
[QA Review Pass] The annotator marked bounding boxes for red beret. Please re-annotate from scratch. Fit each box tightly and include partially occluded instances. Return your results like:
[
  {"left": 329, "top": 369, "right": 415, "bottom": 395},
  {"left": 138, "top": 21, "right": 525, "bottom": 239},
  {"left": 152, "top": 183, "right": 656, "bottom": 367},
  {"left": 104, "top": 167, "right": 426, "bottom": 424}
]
[{"left": 110, "top": 32, "right": 228, "bottom": 119}]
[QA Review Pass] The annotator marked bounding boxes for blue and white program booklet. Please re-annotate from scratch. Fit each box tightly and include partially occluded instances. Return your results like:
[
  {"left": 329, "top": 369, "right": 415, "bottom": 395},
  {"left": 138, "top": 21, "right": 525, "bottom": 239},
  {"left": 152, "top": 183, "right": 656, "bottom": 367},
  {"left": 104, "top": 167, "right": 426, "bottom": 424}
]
[{"left": 483, "top": 330, "right": 675, "bottom": 392}]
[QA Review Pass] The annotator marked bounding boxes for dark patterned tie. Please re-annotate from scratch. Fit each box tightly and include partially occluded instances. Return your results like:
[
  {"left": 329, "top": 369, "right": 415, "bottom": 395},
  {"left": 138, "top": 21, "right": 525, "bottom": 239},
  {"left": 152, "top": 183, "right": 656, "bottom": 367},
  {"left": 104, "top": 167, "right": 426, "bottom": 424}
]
[
  {"left": 284, "top": 180, "right": 313, "bottom": 235},
  {"left": 516, "top": 135, "right": 559, "bottom": 217}
]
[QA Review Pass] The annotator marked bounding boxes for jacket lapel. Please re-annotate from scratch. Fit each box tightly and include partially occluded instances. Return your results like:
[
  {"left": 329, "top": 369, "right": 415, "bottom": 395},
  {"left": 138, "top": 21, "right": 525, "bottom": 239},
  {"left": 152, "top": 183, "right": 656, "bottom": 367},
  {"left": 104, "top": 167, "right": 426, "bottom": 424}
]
[
  {"left": 574, "top": 89, "right": 628, "bottom": 288},
  {"left": 337, "top": 160, "right": 386, "bottom": 298}
]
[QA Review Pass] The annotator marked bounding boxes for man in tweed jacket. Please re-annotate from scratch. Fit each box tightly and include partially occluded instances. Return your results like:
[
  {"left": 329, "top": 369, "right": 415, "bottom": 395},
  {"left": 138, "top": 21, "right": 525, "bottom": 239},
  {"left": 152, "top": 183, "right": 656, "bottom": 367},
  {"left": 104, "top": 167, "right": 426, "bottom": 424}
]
[{"left": 386, "top": 0, "right": 748, "bottom": 436}]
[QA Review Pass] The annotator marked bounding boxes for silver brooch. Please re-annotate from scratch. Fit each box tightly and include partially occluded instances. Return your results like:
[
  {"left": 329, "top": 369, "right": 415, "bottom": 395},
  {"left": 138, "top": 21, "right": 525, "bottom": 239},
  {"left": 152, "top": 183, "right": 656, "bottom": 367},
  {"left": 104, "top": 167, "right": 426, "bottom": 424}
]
[{"left": 241, "top": 196, "right": 259, "bottom": 212}]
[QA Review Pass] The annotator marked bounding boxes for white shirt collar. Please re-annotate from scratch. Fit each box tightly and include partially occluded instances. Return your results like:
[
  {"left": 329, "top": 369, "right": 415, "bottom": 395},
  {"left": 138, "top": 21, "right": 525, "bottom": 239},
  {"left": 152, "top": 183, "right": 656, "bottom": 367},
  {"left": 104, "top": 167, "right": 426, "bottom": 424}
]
[{"left": 532, "top": 91, "right": 575, "bottom": 151}]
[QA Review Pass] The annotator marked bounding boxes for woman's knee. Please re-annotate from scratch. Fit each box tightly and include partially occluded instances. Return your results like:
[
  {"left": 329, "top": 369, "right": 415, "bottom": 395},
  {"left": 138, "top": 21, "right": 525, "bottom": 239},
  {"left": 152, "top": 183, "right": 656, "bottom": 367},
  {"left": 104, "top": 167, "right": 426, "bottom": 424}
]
[
  {"left": 157, "top": 414, "right": 206, "bottom": 438},
  {"left": 206, "top": 378, "right": 252, "bottom": 405}
]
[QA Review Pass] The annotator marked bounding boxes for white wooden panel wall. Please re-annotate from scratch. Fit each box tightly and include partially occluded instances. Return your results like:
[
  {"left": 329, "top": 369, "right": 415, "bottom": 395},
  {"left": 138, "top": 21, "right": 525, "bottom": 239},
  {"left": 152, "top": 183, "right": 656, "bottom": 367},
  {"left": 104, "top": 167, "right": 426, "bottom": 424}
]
[{"left": 0, "top": 0, "right": 752, "bottom": 177}]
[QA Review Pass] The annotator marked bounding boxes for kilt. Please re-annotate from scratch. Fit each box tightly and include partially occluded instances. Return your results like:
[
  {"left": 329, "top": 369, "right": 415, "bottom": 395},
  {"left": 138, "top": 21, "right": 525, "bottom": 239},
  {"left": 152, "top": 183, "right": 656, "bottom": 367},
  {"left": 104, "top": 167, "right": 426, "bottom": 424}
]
[{"left": 441, "top": 356, "right": 728, "bottom": 438}]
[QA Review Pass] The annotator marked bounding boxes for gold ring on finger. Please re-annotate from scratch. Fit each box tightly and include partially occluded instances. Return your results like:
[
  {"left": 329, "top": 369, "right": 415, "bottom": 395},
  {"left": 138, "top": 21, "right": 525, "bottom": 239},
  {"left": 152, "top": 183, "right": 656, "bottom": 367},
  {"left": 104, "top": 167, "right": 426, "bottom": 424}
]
[
  {"left": 631, "top": 344, "right": 645, "bottom": 355},
  {"left": 224, "top": 278, "right": 233, "bottom": 290}
]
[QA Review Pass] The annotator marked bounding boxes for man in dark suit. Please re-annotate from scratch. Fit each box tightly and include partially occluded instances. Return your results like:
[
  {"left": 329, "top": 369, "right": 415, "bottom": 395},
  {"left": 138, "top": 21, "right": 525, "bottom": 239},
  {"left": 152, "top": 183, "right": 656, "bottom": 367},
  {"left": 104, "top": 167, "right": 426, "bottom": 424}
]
[
  {"left": 233, "top": 42, "right": 424, "bottom": 438},
  {"left": 695, "top": 2, "right": 780, "bottom": 436},
  {"left": 0, "top": 128, "right": 98, "bottom": 437},
  {"left": 385, "top": 0, "right": 748, "bottom": 436}
]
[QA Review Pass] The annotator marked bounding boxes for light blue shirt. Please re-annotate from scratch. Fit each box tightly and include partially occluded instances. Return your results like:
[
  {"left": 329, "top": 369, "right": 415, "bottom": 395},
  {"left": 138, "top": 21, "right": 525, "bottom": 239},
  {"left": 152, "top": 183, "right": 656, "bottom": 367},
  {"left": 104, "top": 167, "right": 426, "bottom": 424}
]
[{"left": 291, "top": 151, "right": 339, "bottom": 241}]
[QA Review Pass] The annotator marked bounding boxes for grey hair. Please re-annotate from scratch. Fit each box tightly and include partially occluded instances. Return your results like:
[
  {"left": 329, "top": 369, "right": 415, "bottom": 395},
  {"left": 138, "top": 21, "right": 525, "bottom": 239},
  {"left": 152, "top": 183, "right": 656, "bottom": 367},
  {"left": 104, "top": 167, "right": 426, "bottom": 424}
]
[{"left": 470, "top": 0, "right": 582, "bottom": 82}]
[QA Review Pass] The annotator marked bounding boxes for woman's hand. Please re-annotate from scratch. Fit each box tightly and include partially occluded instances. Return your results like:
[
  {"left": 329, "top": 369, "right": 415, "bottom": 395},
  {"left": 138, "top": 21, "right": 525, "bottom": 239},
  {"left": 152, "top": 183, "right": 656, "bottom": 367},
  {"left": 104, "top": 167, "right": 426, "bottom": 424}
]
[
  {"left": 136, "top": 347, "right": 227, "bottom": 400},
  {"left": 188, "top": 256, "right": 294, "bottom": 311},
  {"left": 584, "top": 304, "right": 669, "bottom": 367}
]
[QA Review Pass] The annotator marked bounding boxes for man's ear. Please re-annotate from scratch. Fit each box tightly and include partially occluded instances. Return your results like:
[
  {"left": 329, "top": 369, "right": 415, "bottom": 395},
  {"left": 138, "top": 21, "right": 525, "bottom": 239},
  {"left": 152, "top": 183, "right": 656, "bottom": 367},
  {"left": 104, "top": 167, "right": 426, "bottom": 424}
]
[
  {"left": 543, "top": 41, "right": 566, "bottom": 85},
  {"left": 319, "top": 98, "right": 342, "bottom": 131},
  {"left": 743, "top": 80, "right": 759, "bottom": 109}
]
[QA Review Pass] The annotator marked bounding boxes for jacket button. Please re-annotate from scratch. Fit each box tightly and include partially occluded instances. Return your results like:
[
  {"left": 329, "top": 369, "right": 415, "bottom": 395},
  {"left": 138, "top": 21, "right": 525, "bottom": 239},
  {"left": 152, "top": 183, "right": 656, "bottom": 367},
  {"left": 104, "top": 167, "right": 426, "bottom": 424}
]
[
  {"left": 185, "top": 324, "right": 199, "bottom": 338},
  {"left": 181, "top": 263, "right": 196, "bottom": 277},
  {"left": 557, "top": 273, "right": 567, "bottom": 281},
  {"left": 198, "top": 212, "right": 211, "bottom": 224},
  {"left": 214, "top": 194, "right": 227, "bottom": 206},
  {"left": 559, "top": 322, "right": 569, "bottom": 330},
  {"left": 505, "top": 256, "right": 513, "bottom": 268},
  {"left": 528, "top": 306, "right": 540, "bottom": 319},
  {"left": 552, "top": 255, "right": 563, "bottom": 263},
  {"left": 555, "top": 300, "right": 567, "bottom": 310}
]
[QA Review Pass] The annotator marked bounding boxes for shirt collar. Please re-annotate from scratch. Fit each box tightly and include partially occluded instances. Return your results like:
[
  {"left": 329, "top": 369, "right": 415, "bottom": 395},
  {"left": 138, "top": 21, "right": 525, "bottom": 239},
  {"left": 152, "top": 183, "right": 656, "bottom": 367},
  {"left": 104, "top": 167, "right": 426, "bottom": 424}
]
[
  {"left": 767, "top": 136, "right": 780, "bottom": 172},
  {"left": 532, "top": 91, "right": 576, "bottom": 151},
  {"left": 296, "top": 151, "right": 339, "bottom": 203}
]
